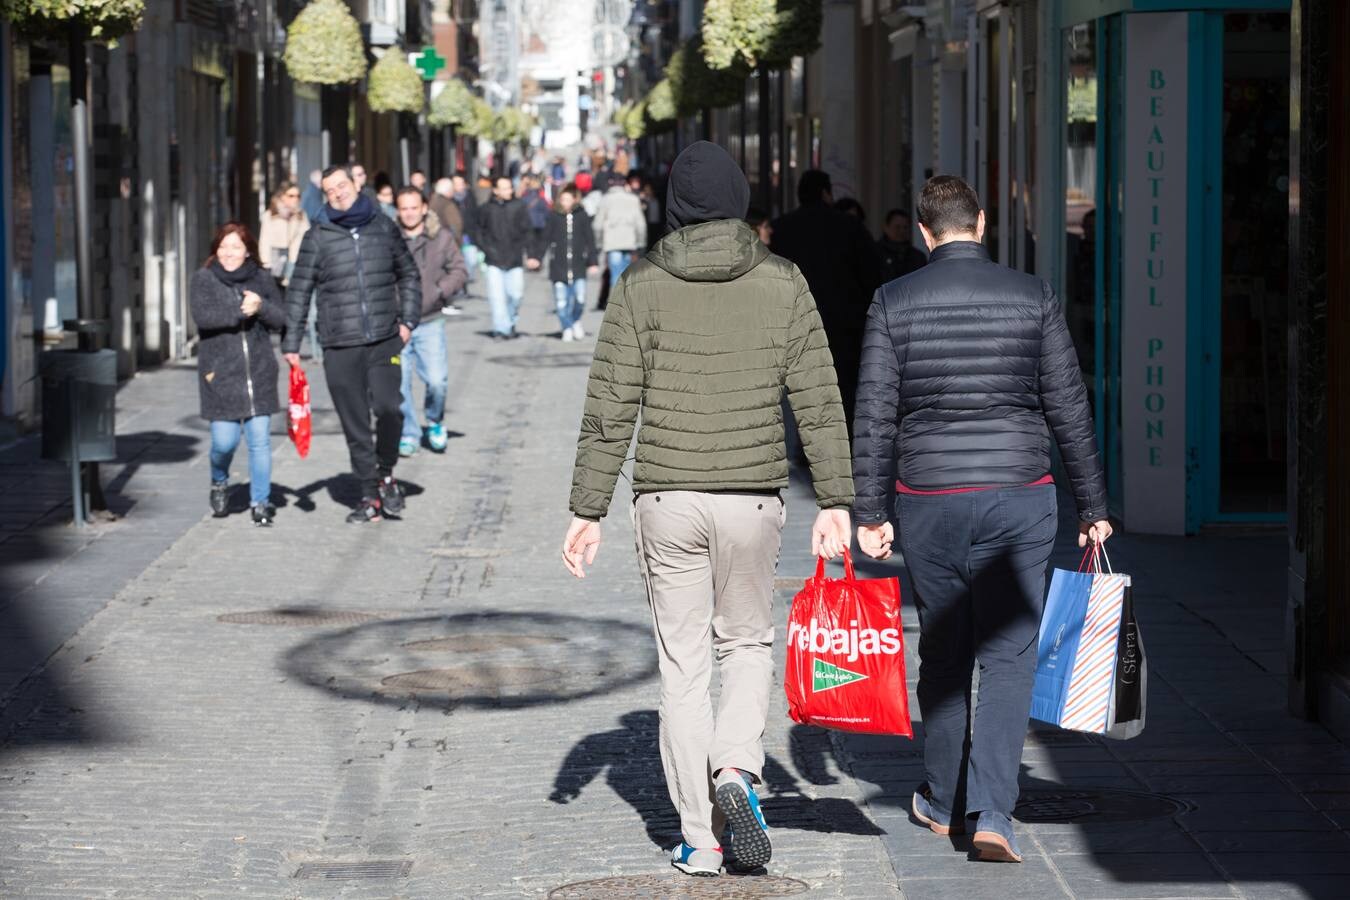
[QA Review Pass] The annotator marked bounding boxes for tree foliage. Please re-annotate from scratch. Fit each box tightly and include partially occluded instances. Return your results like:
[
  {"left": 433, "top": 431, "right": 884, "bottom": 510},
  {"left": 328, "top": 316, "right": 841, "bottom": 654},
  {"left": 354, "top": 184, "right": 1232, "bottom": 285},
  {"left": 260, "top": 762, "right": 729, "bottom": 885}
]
[
  {"left": 667, "top": 36, "right": 746, "bottom": 115},
  {"left": 1, "top": 0, "right": 144, "bottom": 43},
  {"left": 367, "top": 49, "right": 424, "bottom": 114},
  {"left": 284, "top": 0, "right": 367, "bottom": 85},
  {"left": 701, "top": 0, "right": 822, "bottom": 70},
  {"left": 428, "top": 77, "right": 476, "bottom": 127}
]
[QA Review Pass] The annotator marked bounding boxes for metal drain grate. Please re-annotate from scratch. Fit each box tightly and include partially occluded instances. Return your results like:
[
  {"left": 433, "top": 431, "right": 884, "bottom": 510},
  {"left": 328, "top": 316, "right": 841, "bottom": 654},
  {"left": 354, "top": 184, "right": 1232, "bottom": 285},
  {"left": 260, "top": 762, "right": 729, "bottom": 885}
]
[
  {"left": 548, "top": 873, "right": 809, "bottom": 898},
  {"left": 428, "top": 547, "right": 508, "bottom": 559},
  {"left": 218, "top": 609, "right": 380, "bottom": 627},
  {"left": 294, "top": 859, "right": 412, "bottom": 879},
  {"left": 1015, "top": 789, "right": 1188, "bottom": 824}
]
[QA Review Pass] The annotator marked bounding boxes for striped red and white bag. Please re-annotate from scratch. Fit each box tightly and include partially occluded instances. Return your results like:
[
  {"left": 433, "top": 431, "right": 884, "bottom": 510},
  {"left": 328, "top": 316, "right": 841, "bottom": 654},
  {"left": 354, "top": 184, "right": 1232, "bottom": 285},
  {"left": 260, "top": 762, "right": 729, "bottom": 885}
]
[{"left": 1030, "top": 545, "right": 1146, "bottom": 740}]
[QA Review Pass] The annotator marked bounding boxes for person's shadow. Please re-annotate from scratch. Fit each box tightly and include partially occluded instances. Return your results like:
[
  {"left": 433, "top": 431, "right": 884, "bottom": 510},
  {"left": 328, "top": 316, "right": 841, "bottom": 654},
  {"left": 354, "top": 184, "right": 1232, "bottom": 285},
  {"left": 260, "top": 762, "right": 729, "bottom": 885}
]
[{"left": 549, "top": 710, "right": 881, "bottom": 853}]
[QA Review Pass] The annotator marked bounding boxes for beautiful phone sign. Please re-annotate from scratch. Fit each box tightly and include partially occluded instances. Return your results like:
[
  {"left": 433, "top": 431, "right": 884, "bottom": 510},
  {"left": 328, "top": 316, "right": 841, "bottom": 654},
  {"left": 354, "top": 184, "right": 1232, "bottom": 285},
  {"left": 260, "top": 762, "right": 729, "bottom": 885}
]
[{"left": 1122, "top": 13, "right": 1189, "bottom": 535}]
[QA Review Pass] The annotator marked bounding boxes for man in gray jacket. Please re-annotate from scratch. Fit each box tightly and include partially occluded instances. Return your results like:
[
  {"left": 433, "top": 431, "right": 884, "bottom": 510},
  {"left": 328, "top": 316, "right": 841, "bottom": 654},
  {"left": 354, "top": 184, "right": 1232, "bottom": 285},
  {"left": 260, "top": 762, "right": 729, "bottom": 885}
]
[
  {"left": 593, "top": 178, "right": 647, "bottom": 285},
  {"left": 852, "top": 175, "right": 1111, "bottom": 863},
  {"left": 395, "top": 187, "right": 467, "bottom": 457}
]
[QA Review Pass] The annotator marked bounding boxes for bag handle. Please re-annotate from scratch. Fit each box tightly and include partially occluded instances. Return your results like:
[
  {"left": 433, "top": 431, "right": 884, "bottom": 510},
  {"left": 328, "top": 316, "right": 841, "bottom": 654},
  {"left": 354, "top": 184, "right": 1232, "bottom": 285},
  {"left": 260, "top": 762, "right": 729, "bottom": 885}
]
[
  {"left": 814, "top": 548, "right": 857, "bottom": 582},
  {"left": 1075, "top": 541, "right": 1114, "bottom": 575}
]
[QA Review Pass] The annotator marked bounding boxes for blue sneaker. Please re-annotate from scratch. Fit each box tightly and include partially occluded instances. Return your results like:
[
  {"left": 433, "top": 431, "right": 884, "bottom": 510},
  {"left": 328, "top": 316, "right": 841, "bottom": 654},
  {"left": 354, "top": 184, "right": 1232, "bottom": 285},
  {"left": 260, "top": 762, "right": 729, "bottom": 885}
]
[
  {"left": 670, "top": 842, "right": 722, "bottom": 877},
  {"left": 972, "top": 811, "right": 1023, "bottom": 863},
  {"left": 714, "top": 769, "right": 771, "bottom": 869},
  {"left": 426, "top": 422, "right": 448, "bottom": 453},
  {"left": 912, "top": 785, "right": 964, "bottom": 835},
  {"left": 398, "top": 437, "right": 419, "bottom": 458}
]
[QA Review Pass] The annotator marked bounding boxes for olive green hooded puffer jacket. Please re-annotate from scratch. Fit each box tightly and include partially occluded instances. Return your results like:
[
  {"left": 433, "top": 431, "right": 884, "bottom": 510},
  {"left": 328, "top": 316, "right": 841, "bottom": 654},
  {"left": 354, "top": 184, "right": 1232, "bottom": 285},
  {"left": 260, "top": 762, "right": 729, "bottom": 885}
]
[{"left": 569, "top": 217, "right": 854, "bottom": 520}]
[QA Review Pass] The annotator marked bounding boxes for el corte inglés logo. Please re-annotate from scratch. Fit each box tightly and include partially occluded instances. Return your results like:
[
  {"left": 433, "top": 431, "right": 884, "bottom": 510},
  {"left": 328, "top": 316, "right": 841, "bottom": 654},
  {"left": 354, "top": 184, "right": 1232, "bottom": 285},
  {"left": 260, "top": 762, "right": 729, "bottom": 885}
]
[{"left": 812, "top": 659, "right": 868, "bottom": 693}]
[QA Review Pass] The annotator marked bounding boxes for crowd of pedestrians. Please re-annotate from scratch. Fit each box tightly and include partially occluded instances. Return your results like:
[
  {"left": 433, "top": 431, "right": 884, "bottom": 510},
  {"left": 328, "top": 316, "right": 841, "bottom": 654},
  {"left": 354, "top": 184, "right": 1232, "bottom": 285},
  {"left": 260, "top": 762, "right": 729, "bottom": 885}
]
[{"left": 184, "top": 136, "right": 1109, "bottom": 880}]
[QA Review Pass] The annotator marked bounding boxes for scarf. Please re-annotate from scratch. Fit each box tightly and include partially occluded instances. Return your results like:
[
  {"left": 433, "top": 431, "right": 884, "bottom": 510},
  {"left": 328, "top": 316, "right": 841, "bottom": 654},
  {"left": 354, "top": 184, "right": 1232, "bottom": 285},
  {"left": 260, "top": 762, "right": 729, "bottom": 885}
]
[
  {"left": 210, "top": 257, "right": 259, "bottom": 287},
  {"left": 326, "top": 192, "right": 378, "bottom": 230}
]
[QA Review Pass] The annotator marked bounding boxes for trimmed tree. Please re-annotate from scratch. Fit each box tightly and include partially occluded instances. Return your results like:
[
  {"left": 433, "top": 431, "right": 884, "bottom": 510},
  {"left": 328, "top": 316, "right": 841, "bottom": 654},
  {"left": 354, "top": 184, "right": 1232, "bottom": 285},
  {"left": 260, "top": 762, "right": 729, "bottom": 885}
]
[
  {"left": 701, "top": 0, "right": 822, "bottom": 70},
  {"left": 284, "top": 0, "right": 367, "bottom": 85},
  {"left": 367, "top": 49, "right": 424, "bottom": 114},
  {"left": 428, "top": 77, "right": 476, "bottom": 127},
  {"left": 0, "top": 0, "right": 143, "bottom": 43},
  {"left": 667, "top": 36, "right": 746, "bottom": 115}
]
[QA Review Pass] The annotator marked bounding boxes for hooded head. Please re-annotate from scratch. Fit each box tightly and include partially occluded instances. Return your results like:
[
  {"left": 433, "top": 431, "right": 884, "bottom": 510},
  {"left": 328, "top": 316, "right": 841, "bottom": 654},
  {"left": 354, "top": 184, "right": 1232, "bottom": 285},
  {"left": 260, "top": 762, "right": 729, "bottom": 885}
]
[{"left": 664, "top": 141, "right": 750, "bottom": 233}]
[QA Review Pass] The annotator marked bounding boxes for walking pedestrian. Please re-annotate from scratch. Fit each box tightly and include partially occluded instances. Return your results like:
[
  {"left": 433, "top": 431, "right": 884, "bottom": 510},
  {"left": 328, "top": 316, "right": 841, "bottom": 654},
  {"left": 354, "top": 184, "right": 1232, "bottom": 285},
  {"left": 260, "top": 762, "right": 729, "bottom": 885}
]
[
  {"left": 476, "top": 176, "right": 533, "bottom": 340},
  {"left": 592, "top": 174, "right": 646, "bottom": 286},
  {"left": 410, "top": 169, "right": 428, "bottom": 195},
  {"left": 376, "top": 183, "right": 397, "bottom": 220},
  {"left": 451, "top": 173, "right": 481, "bottom": 282},
  {"left": 561, "top": 141, "right": 854, "bottom": 878},
  {"left": 527, "top": 183, "right": 598, "bottom": 341},
  {"left": 351, "top": 163, "right": 375, "bottom": 201},
  {"left": 282, "top": 165, "right": 422, "bottom": 524},
  {"left": 852, "top": 175, "right": 1112, "bottom": 864},
  {"left": 395, "top": 187, "right": 467, "bottom": 457},
  {"left": 258, "top": 182, "right": 310, "bottom": 286},
  {"left": 300, "top": 169, "right": 325, "bottom": 222},
  {"left": 877, "top": 208, "right": 927, "bottom": 283},
  {"left": 771, "top": 170, "right": 882, "bottom": 433},
  {"left": 189, "top": 222, "right": 286, "bottom": 526},
  {"left": 429, "top": 177, "right": 465, "bottom": 240}
]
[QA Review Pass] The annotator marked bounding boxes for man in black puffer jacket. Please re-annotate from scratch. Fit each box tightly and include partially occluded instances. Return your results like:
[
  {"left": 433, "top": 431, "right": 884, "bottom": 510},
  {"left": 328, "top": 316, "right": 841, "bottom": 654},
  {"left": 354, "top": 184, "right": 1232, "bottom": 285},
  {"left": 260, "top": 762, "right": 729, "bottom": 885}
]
[
  {"left": 852, "top": 176, "right": 1112, "bottom": 864},
  {"left": 283, "top": 164, "right": 422, "bottom": 523}
]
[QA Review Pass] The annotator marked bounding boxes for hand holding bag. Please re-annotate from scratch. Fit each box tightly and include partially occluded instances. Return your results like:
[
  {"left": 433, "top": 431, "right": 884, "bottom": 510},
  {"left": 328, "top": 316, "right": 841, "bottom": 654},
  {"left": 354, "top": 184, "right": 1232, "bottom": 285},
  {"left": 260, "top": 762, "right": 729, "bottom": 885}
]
[{"left": 784, "top": 550, "right": 913, "bottom": 736}]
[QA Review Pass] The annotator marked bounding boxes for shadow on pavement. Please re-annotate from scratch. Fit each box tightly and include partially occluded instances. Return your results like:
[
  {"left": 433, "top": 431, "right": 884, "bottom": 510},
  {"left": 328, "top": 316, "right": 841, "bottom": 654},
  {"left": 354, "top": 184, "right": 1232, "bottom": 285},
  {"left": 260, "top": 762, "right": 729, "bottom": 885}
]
[
  {"left": 280, "top": 611, "right": 658, "bottom": 711},
  {"left": 550, "top": 710, "right": 881, "bottom": 851},
  {"left": 0, "top": 530, "right": 108, "bottom": 754}
]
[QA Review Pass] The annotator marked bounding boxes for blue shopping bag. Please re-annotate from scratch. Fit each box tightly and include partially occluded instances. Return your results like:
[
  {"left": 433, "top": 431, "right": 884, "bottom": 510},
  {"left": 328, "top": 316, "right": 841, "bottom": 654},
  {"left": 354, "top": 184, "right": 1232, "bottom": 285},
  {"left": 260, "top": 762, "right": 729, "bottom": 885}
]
[{"left": 1032, "top": 545, "right": 1145, "bottom": 739}]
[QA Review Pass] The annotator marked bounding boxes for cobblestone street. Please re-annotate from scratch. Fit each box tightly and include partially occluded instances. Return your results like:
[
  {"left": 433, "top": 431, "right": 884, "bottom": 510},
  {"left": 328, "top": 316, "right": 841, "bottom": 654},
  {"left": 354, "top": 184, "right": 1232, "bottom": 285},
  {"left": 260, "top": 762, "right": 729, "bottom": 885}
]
[{"left": 1, "top": 273, "right": 1347, "bottom": 898}]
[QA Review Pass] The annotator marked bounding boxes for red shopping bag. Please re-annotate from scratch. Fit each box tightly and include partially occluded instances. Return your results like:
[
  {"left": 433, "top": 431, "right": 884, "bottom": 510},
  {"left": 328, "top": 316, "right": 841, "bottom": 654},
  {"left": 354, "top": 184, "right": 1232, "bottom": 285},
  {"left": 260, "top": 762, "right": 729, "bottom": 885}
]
[
  {"left": 287, "top": 366, "right": 312, "bottom": 458},
  {"left": 784, "top": 550, "right": 912, "bottom": 736}
]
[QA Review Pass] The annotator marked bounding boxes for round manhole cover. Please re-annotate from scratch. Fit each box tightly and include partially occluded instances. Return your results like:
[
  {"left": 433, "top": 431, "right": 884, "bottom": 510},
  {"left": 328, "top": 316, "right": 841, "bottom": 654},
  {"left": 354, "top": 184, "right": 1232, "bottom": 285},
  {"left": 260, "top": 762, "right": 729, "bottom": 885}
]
[
  {"left": 547, "top": 873, "right": 810, "bottom": 898},
  {"left": 402, "top": 634, "right": 566, "bottom": 652},
  {"left": 218, "top": 609, "right": 380, "bottom": 627},
  {"left": 282, "top": 611, "right": 657, "bottom": 710},
  {"left": 1015, "top": 789, "right": 1187, "bottom": 824},
  {"left": 380, "top": 666, "right": 561, "bottom": 695}
]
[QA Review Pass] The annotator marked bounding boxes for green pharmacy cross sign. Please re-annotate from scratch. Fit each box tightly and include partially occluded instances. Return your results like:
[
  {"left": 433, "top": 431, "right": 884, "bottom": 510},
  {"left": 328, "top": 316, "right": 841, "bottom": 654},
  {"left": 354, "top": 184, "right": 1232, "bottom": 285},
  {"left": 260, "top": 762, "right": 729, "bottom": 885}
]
[{"left": 413, "top": 47, "right": 445, "bottom": 81}]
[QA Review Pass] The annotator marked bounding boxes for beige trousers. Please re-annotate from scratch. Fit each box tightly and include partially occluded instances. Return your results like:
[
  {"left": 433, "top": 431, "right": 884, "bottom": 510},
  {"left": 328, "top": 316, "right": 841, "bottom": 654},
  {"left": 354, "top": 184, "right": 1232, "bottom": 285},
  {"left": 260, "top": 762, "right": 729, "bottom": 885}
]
[{"left": 632, "top": 490, "right": 785, "bottom": 849}]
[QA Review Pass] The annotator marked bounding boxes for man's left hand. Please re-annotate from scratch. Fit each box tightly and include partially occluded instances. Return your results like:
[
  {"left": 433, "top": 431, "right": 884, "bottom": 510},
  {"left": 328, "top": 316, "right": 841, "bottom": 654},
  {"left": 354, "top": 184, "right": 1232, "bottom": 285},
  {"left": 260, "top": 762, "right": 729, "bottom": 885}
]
[
  {"left": 562, "top": 517, "right": 602, "bottom": 578},
  {"left": 399, "top": 323, "right": 412, "bottom": 344}
]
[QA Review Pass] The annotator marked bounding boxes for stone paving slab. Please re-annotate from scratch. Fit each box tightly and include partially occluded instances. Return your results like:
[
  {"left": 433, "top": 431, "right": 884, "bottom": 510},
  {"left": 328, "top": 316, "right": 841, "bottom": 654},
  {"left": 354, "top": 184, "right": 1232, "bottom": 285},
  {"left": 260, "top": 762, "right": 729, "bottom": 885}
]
[{"left": 0, "top": 270, "right": 1346, "bottom": 899}]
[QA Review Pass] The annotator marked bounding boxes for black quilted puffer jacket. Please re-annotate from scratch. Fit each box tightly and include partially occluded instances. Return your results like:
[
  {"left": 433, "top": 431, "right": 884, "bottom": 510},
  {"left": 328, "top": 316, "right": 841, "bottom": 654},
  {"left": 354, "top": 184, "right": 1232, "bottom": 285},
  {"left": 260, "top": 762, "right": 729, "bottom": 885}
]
[
  {"left": 851, "top": 241, "right": 1107, "bottom": 524},
  {"left": 281, "top": 208, "right": 421, "bottom": 353}
]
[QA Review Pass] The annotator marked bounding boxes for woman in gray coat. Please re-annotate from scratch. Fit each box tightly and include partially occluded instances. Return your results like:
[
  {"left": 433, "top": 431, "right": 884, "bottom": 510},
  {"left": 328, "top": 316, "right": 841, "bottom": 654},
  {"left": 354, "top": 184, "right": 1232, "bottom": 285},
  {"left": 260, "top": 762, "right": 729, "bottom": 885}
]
[{"left": 189, "top": 222, "right": 286, "bottom": 525}]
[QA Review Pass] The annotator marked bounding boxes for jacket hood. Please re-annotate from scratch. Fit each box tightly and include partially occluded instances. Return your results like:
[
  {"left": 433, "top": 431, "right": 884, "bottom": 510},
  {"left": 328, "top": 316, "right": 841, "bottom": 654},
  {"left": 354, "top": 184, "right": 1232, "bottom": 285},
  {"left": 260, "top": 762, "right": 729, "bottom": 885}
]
[
  {"left": 647, "top": 218, "right": 768, "bottom": 283},
  {"left": 665, "top": 141, "right": 750, "bottom": 232}
]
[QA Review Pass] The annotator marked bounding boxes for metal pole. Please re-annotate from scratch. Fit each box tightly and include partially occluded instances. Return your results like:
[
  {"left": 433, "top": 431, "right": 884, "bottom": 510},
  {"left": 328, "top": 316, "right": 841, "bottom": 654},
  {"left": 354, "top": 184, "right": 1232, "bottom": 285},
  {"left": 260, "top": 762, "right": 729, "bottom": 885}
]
[
  {"left": 69, "top": 23, "right": 94, "bottom": 325},
  {"left": 67, "top": 380, "right": 84, "bottom": 529}
]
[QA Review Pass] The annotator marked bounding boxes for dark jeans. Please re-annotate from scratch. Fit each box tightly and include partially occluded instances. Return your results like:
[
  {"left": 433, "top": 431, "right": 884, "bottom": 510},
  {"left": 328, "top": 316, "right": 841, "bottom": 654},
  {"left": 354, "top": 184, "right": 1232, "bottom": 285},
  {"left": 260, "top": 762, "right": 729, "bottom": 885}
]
[
  {"left": 897, "top": 482, "right": 1057, "bottom": 820},
  {"left": 323, "top": 334, "right": 404, "bottom": 497}
]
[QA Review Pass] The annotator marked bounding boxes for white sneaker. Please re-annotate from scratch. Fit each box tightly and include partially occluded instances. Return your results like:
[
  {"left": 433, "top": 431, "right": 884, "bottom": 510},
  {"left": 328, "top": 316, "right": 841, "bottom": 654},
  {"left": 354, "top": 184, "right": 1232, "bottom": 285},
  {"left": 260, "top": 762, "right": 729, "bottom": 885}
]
[
  {"left": 561, "top": 328, "right": 575, "bottom": 342},
  {"left": 571, "top": 321, "right": 586, "bottom": 340}
]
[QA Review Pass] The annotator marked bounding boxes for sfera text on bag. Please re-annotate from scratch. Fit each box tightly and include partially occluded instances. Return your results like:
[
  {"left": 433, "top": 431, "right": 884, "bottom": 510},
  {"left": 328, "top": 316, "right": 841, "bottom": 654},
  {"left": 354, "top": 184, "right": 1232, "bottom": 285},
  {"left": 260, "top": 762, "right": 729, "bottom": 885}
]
[{"left": 786, "top": 619, "right": 902, "bottom": 663}]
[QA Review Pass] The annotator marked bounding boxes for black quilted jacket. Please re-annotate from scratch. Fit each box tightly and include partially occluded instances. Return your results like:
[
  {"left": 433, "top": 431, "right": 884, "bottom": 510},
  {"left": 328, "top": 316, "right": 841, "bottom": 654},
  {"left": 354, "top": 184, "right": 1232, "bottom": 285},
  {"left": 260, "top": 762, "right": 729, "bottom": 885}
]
[
  {"left": 281, "top": 213, "right": 421, "bottom": 353},
  {"left": 852, "top": 241, "right": 1107, "bottom": 524}
]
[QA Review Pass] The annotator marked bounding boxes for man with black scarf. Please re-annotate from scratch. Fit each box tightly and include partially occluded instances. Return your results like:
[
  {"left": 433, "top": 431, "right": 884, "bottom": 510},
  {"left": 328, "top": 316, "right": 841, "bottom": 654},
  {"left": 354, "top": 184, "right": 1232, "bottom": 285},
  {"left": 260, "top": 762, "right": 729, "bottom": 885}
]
[
  {"left": 283, "top": 165, "right": 422, "bottom": 524},
  {"left": 562, "top": 141, "right": 853, "bottom": 877}
]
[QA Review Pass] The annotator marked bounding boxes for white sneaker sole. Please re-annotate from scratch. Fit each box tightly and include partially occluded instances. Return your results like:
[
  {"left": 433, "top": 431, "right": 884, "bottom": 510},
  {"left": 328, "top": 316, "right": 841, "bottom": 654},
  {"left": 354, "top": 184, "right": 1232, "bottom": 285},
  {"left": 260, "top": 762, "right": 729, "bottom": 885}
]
[{"left": 670, "top": 859, "right": 719, "bottom": 877}]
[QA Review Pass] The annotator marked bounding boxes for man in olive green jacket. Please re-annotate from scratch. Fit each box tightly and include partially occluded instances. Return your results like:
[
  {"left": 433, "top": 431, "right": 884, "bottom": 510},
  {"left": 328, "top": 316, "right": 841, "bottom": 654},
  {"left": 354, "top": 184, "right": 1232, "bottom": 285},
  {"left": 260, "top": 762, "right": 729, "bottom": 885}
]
[{"left": 561, "top": 142, "right": 854, "bottom": 877}]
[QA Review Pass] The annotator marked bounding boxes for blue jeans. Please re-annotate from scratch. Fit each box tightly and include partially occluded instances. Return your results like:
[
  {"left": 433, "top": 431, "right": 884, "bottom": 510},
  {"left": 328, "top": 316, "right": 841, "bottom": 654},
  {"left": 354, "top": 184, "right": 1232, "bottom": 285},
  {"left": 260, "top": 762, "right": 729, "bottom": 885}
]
[
  {"left": 896, "top": 483, "right": 1058, "bottom": 820},
  {"left": 399, "top": 318, "right": 449, "bottom": 441},
  {"left": 553, "top": 279, "right": 586, "bottom": 331},
  {"left": 607, "top": 249, "right": 633, "bottom": 284},
  {"left": 485, "top": 265, "right": 524, "bottom": 336},
  {"left": 209, "top": 415, "right": 273, "bottom": 506}
]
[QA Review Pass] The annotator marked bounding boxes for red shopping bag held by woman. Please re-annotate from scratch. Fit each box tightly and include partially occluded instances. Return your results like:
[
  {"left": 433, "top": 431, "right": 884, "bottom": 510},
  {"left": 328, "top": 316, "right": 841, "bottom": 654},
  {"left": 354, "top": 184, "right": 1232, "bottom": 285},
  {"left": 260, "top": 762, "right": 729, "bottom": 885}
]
[
  {"left": 784, "top": 550, "right": 912, "bottom": 736},
  {"left": 288, "top": 366, "right": 312, "bottom": 458}
]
